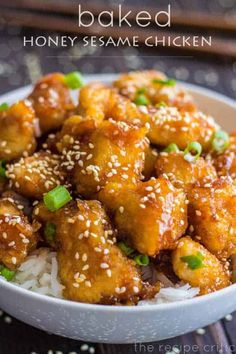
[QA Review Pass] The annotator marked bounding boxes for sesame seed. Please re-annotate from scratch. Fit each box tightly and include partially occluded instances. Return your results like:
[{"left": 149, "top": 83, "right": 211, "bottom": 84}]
[
  {"left": 119, "top": 206, "right": 124, "bottom": 213},
  {"left": 82, "top": 253, "right": 88, "bottom": 262},
  {"left": 106, "top": 269, "right": 112, "bottom": 277},
  {"left": 196, "top": 328, "right": 206, "bottom": 335},
  {"left": 81, "top": 344, "right": 89, "bottom": 351},
  {"left": 225, "top": 314, "right": 233, "bottom": 321},
  {"left": 100, "top": 263, "right": 109, "bottom": 269}
]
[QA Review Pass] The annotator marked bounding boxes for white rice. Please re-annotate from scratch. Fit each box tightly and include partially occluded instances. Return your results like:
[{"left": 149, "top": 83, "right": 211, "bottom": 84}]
[
  {"left": 12, "top": 248, "right": 64, "bottom": 298},
  {"left": 138, "top": 284, "right": 200, "bottom": 306},
  {"left": 9, "top": 247, "right": 199, "bottom": 304}
]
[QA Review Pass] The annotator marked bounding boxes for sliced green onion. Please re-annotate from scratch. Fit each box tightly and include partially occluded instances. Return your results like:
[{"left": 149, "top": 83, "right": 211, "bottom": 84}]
[
  {"left": 181, "top": 252, "right": 204, "bottom": 270},
  {"left": 44, "top": 222, "right": 56, "bottom": 243},
  {"left": 0, "top": 160, "right": 6, "bottom": 178},
  {"left": 212, "top": 130, "right": 229, "bottom": 153},
  {"left": 153, "top": 78, "right": 176, "bottom": 86},
  {"left": 134, "top": 254, "right": 150, "bottom": 266},
  {"left": 134, "top": 94, "right": 150, "bottom": 106},
  {"left": 164, "top": 143, "right": 179, "bottom": 153},
  {"left": 43, "top": 185, "right": 72, "bottom": 212},
  {"left": 0, "top": 103, "right": 9, "bottom": 111},
  {"left": 156, "top": 101, "right": 167, "bottom": 108},
  {"left": 0, "top": 266, "right": 16, "bottom": 281},
  {"left": 118, "top": 242, "right": 135, "bottom": 256},
  {"left": 137, "top": 87, "right": 146, "bottom": 94},
  {"left": 183, "top": 142, "right": 202, "bottom": 163},
  {"left": 64, "top": 71, "right": 84, "bottom": 89}
]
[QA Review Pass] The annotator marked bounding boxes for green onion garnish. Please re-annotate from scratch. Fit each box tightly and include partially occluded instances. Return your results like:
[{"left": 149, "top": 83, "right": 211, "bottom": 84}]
[
  {"left": 164, "top": 143, "right": 179, "bottom": 153},
  {"left": 44, "top": 222, "right": 56, "bottom": 243},
  {"left": 0, "top": 103, "right": 9, "bottom": 112},
  {"left": 43, "top": 186, "right": 72, "bottom": 212},
  {"left": 118, "top": 242, "right": 135, "bottom": 256},
  {"left": 212, "top": 130, "right": 229, "bottom": 153},
  {"left": 0, "top": 266, "right": 16, "bottom": 281},
  {"left": 0, "top": 160, "right": 6, "bottom": 178},
  {"left": 64, "top": 71, "right": 84, "bottom": 89},
  {"left": 183, "top": 141, "right": 202, "bottom": 163},
  {"left": 136, "top": 87, "right": 146, "bottom": 95},
  {"left": 134, "top": 254, "right": 150, "bottom": 266},
  {"left": 181, "top": 252, "right": 204, "bottom": 270},
  {"left": 134, "top": 94, "right": 150, "bottom": 106},
  {"left": 156, "top": 101, "right": 167, "bottom": 108},
  {"left": 153, "top": 78, "right": 176, "bottom": 86}
]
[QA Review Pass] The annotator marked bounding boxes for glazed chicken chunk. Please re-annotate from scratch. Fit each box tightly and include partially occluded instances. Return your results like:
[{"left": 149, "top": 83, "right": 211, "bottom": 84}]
[
  {"left": 57, "top": 118, "right": 148, "bottom": 198},
  {"left": 155, "top": 152, "right": 217, "bottom": 190},
  {"left": 0, "top": 198, "right": 37, "bottom": 269},
  {"left": 99, "top": 177, "right": 187, "bottom": 257},
  {"left": 6, "top": 151, "right": 66, "bottom": 199},
  {"left": 113, "top": 70, "right": 196, "bottom": 112},
  {"left": 188, "top": 177, "right": 236, "bottom": 259},
  {"left": 172, "top": 237, "right": 230, "bottom": 295},
  {"left": 34, "top": 200, "right": 144, "bottom": 304},
  {"left": 213, "top": 132, "right": 236, "bottom": 179},
  {"left": 143, "top": 106, "right": 218, "bottom": 149},
  {"left": 78, "top": 82, "right": 144, "bottom": 124},
  {"left": 0, "top": 100, "right": 36, "bottom": 161},
  {"left": 28, "top": 73, "right": 75, "bottom": 134}
]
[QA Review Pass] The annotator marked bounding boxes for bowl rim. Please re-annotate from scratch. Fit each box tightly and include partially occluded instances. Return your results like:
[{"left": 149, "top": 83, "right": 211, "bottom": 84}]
[{"left": 0, "top": 74, "right": 236, "bottom": 313}]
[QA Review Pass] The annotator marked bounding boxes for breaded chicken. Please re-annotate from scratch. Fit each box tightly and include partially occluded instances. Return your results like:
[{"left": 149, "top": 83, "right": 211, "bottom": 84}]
[
  {"left": 0, "top": 198, "right": 37, "bottom": 269},
  {"left": 99, "top": 177, "right": 187, "bottom": 256},
  {"left": 33, "top": 200, "right": 145, "bottom": 304},
  {"left": 0, "top": 100, "right": 36, "bottom": 161},
  {"left": 78, "top": 82, "right": 111, "bottom": 122},
  {"left": 113, "top": 70, "right": 196, "bottom": 112},
  {"left": 28, "top": 73, "right": 75, "bottom": 133},
  {"left": 144, "top": 106, "right": 218, "bottom": 149},
  {"left": 155, "top": 152, "right": 217, "bottom": 190},
  {"left": 213, "top": 132, "right": 236, "bottom": 179},
  {"left": 188, "top": 177, "right": 236, "bottom": 259},
  {"left": 6, "top": 151, "right": 66, "bottom": 199},
  {"left": 57, "top": 118, "right": 148, "bottom": 198},
  {"left": 78, "top": 82, "right": 144, "bottom": 124},
  {"left": 172, "top": 237, "right": 230, "bottom": 295}
]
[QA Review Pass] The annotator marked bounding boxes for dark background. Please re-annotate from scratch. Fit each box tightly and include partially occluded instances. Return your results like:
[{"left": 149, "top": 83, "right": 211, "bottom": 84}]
[{"left": 0, "top": 0, "right": 236, "bottom": 353}]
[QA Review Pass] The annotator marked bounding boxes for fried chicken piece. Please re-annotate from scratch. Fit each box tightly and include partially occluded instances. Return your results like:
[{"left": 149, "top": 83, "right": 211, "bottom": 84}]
[
  {"left": 78, "top": 82, "right": 111, "bottom": 122},
  {"left": 28, "top": 73, "right": 75, "bottom": 134},
  {"left": 78, "top": 82, "right": 143, "bottom": 124},
  {"left": 0, "top": 198, "right": 37, "bottom": 269},
  {"left": 113, "top": 70, "right": 196, "bottom": 112},
  {"left": 0, "top": 100, "right": 36, "bottom": 161},
  {"left": 213, "top": 132, "right": 236, "bottom": 179},
  {"left": 57, "top": 118, "right": 148, "bottom": 198},
  {"left": 155, "top": 152, "right": 217, "bottom": 190},
  {"left": 33, "top": 199, "right": 144, "bottom": 304},
  {"left": 99, "top": 177, "right": 187, "bottom": 257},
  {"left": 188, "top": 177, "right": 236, "bottom": 259},
  {"left": 172, "top": 237, "right": 230, "bottom": 295},
  {"left": 6, "top": 151, "right": 66, "bottom": 199},
  {"left": 143, "top": 106, "right": 219, "bottom": 150}
]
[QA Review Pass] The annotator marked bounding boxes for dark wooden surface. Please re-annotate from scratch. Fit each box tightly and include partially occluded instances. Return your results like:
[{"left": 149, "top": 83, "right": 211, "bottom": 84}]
[{"left": 0, "top": 0, "right": 236, "bottom": 353}]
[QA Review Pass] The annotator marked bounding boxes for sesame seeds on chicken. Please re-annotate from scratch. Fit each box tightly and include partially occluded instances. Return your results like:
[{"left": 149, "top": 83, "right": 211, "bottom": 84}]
[{"left": 0, "top": 70, "right": 234, "bottom": 304}]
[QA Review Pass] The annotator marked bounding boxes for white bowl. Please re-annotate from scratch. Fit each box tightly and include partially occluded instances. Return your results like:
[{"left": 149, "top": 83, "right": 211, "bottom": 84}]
[{"left": 0, "top": 74, "right": 235, "bottom": 344}]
